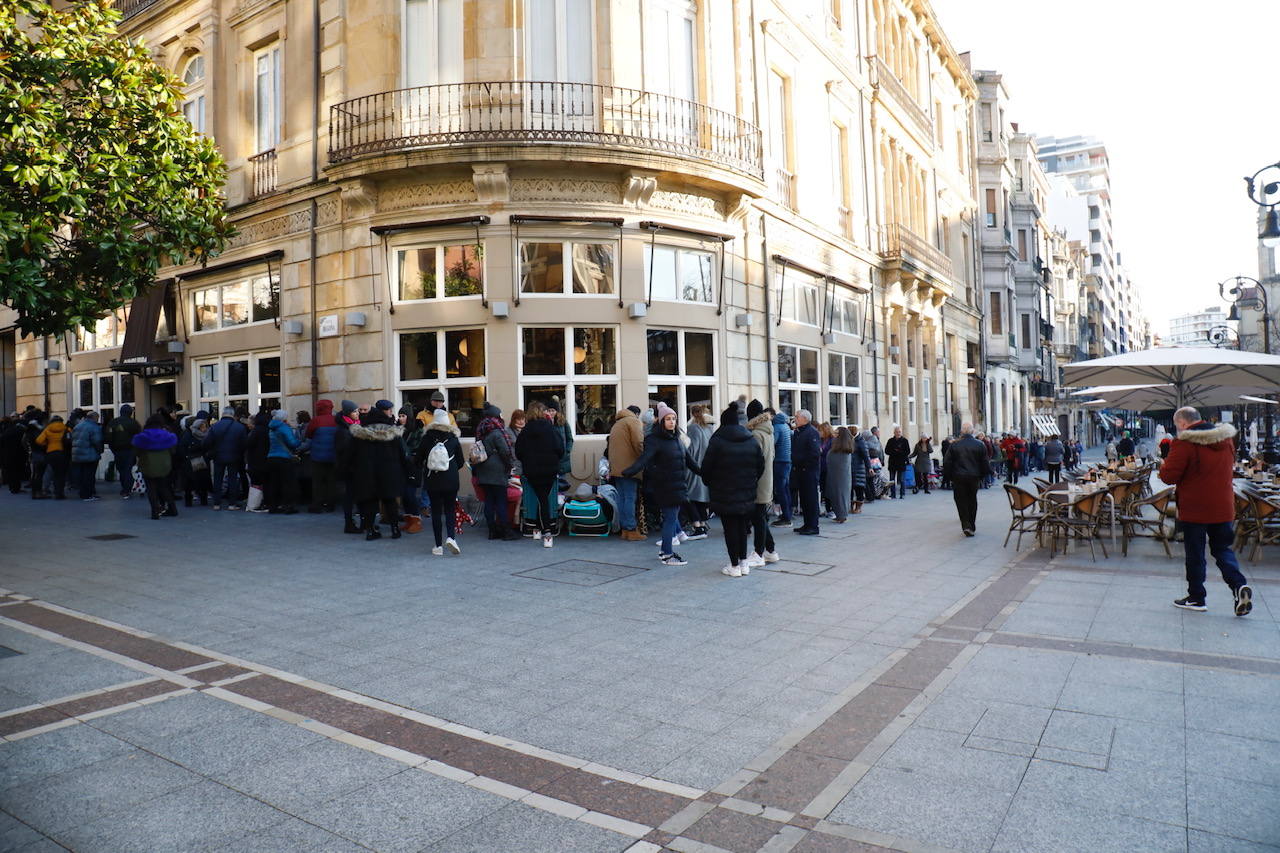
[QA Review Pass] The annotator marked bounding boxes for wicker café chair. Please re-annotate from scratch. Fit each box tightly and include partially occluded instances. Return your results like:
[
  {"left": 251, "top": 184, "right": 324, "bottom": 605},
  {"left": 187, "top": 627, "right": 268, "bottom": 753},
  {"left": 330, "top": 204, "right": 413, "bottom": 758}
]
[
  {"left": 1119, "top": 487, "right": 1175, "bottom": 557},
  {"left": 1003, "top": 484, "right": 1053, "bottom": 550},
  {"left": 1044, "top": 490, "right": 1110, "bottom": 562},
  {"left": 1243, "top": 490, "right": 1280, "bottom": 562}
]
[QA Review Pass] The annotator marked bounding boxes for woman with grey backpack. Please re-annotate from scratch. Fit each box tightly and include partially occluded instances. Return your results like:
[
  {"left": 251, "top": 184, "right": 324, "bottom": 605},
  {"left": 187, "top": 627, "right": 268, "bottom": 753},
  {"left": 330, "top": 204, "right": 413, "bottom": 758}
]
[{"left": 415, "top": 409, "right": 466, "bottom": 556}]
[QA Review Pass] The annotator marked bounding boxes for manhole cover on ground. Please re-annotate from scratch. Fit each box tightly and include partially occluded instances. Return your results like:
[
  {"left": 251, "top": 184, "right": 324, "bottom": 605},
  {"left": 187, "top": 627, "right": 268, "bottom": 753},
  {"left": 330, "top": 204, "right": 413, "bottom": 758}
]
[
  {"left": 515, "top": 560, "right": 648, "bottom": 587},
  {"left": 758, "top": 560, "right": 834, "bottom": 576},
  {"left": 87, "top": 533, "right": 137, "bottom": 541},
  {"left": 0, "top": 646, "right": 20, "bottom": 659}
]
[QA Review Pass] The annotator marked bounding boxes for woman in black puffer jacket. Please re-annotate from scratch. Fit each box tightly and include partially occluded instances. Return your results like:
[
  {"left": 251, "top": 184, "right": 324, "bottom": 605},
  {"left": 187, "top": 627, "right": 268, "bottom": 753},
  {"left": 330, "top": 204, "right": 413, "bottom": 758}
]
[
  {"left": 700, "top": 403, "right": 764, "bottom": 578},
  {"left": 623, "top": 402, "right": 701, "bottom": 565},
  {"left": 514, "top": 400, "right": 565, "bottom": 547}
]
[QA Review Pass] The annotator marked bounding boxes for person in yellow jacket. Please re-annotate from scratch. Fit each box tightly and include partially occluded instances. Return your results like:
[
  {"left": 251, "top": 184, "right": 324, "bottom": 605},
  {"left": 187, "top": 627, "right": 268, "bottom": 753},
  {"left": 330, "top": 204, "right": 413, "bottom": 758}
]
[{"left": 34, "top": 415, "right": 71, "bottom": 499}]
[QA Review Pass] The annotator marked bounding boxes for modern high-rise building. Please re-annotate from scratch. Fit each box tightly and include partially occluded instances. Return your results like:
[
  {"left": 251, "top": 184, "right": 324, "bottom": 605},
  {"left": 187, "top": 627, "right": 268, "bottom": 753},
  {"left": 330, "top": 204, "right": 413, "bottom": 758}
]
[
  {"left": 4, "top": 0, "right": 990, "bottom": 454},
  {"left": 1167, "top": 307, "right": 1230, "bottom": 348}
]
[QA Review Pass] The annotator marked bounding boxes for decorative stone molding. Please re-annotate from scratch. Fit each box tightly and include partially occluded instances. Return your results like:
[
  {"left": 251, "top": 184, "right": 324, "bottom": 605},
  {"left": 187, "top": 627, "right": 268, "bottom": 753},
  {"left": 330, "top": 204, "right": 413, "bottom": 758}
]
[
  {"left": 648, "top": 190, "right": 724, "bottom": 219},
  {"left": 760, "top": 18, "right": 806, "bottom": 59},
  {"left": 510, "top": 178, "right": 621, "bottom": 205},
  {"left": 825, "top": 79, "right": 861, "bottom": 111},
  {"left": 622, "top": 170, "right": 659, "bottom": 209},
  {"left": 472, "top": 164, "right": 510, "bottom": 204},
  {"left": 379, "top": 180, "right": 478, "bottom": 211},
  {"left": 727, "top": 193, "right": 754, "bottom": 224},
  {"left": 227, "top": 209, "right": 312, "bottom": 249},
  {"left": 339, "top": 179, "right": 378, "bottom": 219},
  {"left": 315, "top": 198, "right": 340, "bottom": 225}
]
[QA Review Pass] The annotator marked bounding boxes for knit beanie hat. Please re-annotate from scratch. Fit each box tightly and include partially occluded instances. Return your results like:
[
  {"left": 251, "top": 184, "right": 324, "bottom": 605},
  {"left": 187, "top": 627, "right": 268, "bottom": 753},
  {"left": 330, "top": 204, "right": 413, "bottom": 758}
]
[
  {"left": 746, "top": 399, "right": 764, "bottom": 420},
  {"left": 483, "top": 402, "right": 501, "bottom": 419},
  {"left": 431, "top": 390, "right": 445, "bottom": 403},
  {"left": 432, "top": 409, "right": 452, "bottom": 426},
  {"left": 272, "top": 410, "right": 286, "bottom": 421},
  {"left": 626, "top": 405, "right": 642, "bottom": 416},
  {"left": 720, "top": 403, "right": 742, "bottom": 426},
  {"left": 655, "top": 402, "right": 676, "bottom": 423},
  {"left": 399, "top": 403, "right": 415, "bottom": 420},
  {"left": 375, "top": 399, "right": 395, "bottom": 412}
]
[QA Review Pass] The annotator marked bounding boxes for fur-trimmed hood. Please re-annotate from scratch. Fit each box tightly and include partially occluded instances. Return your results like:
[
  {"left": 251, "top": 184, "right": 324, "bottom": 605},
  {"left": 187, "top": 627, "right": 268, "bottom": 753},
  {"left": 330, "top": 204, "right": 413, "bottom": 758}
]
[
  {"left": 746, "top": 412, "right": 772, "bottom": 432},
  {"left": 349, "top": 422, "right": 404, "bottom": 442},
  {"left": 426, "top": 420, "right": 460, "bottom": 437},
  {"left": 1175, "top": 421, "right": 1236, "bottom": 446}
]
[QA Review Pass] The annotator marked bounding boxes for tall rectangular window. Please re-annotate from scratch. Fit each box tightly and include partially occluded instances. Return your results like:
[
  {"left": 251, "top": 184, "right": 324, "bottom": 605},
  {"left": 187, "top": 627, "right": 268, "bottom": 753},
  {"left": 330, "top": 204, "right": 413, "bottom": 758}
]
[
  {"left": 1021, "top": 313, "right": 1032, "bottom": 350},
  {"left": 985, "top": 188, "right": 997, "bottom": 227},
  {"left": 990, "top": 291, "right": 1003, "bottom": 336},
  {"left": 768, "top": 70, "right": 790, "bottom": 166},
  {"left": 831, "top": 121, "right": 850, "bottom": 228},
  {"left": 1017, "top": 229, "right": 1027, "bottom": 259},
  {"left": 528, "top": 0, "right": 593, "bottom": 82},
  {"left": 397, "top": 329, "right": 487, "bottom": 436},
  {"left": 405, "top": 0, "right": 464, "bottom": 87},
  {"left": 519, "top": 325, "right": 618, "bottom": 435},
  {"left": 643, "top": 244, "right": 714, "bottom": 304},
  {"left": 827, "top": 353, "right": 860, "bottom": 426},
  {"left": 254, "top": 45, "right": 281, "bottom": 153},
  {"left": 645, "top": 0, "right": 696, "bottom": 100}
]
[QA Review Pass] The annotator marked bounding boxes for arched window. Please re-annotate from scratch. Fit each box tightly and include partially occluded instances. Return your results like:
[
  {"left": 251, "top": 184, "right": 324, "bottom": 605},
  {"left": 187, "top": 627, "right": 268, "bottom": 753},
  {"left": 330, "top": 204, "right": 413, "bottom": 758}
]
[{"left": 181, "top": 55, "right": 206, "bottom": 133}]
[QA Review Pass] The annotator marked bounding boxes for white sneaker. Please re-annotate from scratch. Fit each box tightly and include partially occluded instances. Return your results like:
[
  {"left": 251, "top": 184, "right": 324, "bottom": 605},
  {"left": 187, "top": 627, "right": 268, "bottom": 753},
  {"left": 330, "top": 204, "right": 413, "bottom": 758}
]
[
  {"left": 746, "top": 552, "right": 765, "bottom": 568},
  {"left": 763, "top": 550, "right": 780, "bottom": 563},
  {"left": 445, "top": 537, "right": 460, "bottom": 555},
  {"left": 721, "top": 564, "right": 742, "bottom": 577},
  {"left": 431, "top": 546, "right": 443, "bottom": 556},
  {"left": 738, "top": 560, "right": 751, "bottom": 576},
  {"left": 543, "top": 533, "right": 554, "bottom": 548},
  {"left": 676, "top": 531, "right": 689, "bottom": 544}
]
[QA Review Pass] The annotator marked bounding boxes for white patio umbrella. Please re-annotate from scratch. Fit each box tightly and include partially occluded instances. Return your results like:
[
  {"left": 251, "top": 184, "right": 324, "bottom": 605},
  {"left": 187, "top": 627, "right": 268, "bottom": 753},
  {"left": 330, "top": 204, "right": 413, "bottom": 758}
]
[
  {"left": 1062, "top": 348, "right": 1280, "bottom": 407},
  {"left": 1069, "top": 383, "right": 1272, "bottom": 411},
  {"left": 1241, "top": 395, "right": 1280, "bottom": 405}
]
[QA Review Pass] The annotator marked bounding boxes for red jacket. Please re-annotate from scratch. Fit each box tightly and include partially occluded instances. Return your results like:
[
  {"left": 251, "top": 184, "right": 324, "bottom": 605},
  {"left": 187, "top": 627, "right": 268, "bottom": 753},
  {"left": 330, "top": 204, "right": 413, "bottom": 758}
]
[{"left": 1158, "top": 421, "right": 1237, "bottom": 524}]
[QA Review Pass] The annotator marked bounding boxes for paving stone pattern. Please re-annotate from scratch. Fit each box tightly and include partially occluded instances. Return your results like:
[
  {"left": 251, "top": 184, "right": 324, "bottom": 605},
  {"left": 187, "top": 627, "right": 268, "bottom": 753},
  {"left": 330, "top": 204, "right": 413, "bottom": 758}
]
[{"left": 2, "top": 457, "right": 1278, "bottom": 852}]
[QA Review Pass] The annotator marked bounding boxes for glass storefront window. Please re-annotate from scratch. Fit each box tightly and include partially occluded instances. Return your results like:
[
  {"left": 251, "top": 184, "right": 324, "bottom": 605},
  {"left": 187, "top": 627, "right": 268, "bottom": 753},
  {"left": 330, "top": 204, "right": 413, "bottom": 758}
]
[
  {"left": 685, "top": 332, "right": 714, "bottom": 376},
  {"left": 199, "top": 363, "right": 219, "bottom": 400},
  {"left": 227, "top": 359, "right": 249, "bottom": 397},
  {"left": 522, "top": 327, "right": 566, "bottom": 376},
  {"left": 570, "top": 243, "right": 614, "bottom": 294},
  {"left": 193, "top": 288, "right": 218, "bottom": 332},
  {"left": 400, "top": 332, "right": 439, "bottom": 381},
  {"left": 644, "top": 244, "right": 714, "bottom": 304},
  {"left": 221, "top": 280, "right": 250, "bottom": 326},
  {"left": 574, "top": 383, "right": 616, "bottom": 435},
  {"left": 98, "top": 376, "right": 114, "bottom": 406},
  {"left": 800, "top": 348, "right": 819, "bottom": 385},
  {"left": 251, "top": 275, "right": 278, "bottom": 323},
  {"left": 521, "top": 241, "right": 615, "bottom": 295},
  {"left": 445, "top": 329, "right": 485, "bottom": 378},
  {"left": 574, "top": 328, "right": 615, "bottom": 375},
  {"left": 397, "top": 244, "right": 484, "bottom": 300},
  {"left": 399, "top": 247, "right": 437, "bottom": 300},
  {"left": 520, "top": 243, "right": 563, "bottom": 294},
  {"left": 646, "top": 329, "right": 679, "bottom": 375},
  {"left": 258, "top": 357, "right": 281, "bottom": 395},
  {"left": 191, "top": 275, "right": 278, "bottom": 331}
]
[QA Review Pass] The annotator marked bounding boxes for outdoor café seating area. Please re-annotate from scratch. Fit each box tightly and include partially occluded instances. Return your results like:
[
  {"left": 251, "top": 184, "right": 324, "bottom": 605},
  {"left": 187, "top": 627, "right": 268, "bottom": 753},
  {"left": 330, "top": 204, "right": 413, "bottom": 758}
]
[{"left": 1003, "top": 456, "right": 1280, "bottom": 564}]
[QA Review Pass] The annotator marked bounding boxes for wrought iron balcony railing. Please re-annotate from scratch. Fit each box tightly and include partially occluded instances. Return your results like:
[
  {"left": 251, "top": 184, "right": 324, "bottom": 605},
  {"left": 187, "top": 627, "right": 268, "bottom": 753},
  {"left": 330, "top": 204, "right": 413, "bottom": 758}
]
[
  {"left": 870, "top": 57, "right": 932, "bottom": 143},
  {"left": 248, "top": 149, "right": 278, "bottom": 201},
  {"left": 115, "top": 0, "right": 161, "bottom": 19},
  {"left": 328, "top": 81, "right": 764, "bottom": 179},
  {"left": 878, "top": 222, "right": 954, "bottom": 281}
]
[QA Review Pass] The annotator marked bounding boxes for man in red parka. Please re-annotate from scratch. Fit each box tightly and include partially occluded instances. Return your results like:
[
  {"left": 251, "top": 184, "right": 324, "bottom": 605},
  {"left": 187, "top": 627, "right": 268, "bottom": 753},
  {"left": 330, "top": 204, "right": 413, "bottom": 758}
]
[{"left": 1159, "top": 406, "right": 1252, "bottom": 615}]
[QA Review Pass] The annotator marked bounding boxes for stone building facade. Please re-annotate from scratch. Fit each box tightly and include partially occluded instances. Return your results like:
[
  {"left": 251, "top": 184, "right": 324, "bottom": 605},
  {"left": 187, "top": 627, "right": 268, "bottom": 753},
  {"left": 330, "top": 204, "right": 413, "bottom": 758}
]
[{"left": 6, "top": 0, "right": 987, "bottom": 466}]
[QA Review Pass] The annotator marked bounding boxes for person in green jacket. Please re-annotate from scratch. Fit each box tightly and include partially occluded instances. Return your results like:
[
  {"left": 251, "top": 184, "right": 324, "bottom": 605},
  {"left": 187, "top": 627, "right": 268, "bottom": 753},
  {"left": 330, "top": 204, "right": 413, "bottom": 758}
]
[{"left": 132, "top": 415, "right": 179, "bottom": 520}]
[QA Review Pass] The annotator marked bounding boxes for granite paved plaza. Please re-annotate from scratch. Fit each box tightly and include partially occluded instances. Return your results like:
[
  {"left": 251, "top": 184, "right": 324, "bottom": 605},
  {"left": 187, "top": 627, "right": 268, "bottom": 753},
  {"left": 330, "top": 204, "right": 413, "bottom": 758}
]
[{"left": 1, "top": 467, "right": 1278, "bottom": 852}]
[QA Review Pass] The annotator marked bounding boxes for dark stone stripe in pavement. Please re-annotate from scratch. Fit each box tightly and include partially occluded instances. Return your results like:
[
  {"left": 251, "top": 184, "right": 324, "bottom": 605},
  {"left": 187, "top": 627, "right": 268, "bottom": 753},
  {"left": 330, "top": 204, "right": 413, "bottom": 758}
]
[
  {"left": 791, "top": 830, "right": 900, "bottom": 852},
  {"left": 2, "top": 603, "right": 212, "bottom": 670},
  {"left": 189, "top": 663, "right": 251, "bottom": 683},
  {"left": 874, "top": 640, "right": 962, "bottom": 691},
  {"left": 0, "top": 679, "right": 186, "bottom": 737},
  {"left": 735, "top": 745, "right": 858, "bottom": 813},
  {"left": 223, "top": 674, "right": 691, "bottom": 826},
  {"left": 942, "top": 568, "right": 1039, "bottom": 629},
  {"left": 794, "top": 684, "right": 918, "bottom": 762},
  {"left": 683, "top": 806, "right": 783, "bottom": 852},
  {"left": 989, "top": 632, "right": 1280, "bottom": 676}
]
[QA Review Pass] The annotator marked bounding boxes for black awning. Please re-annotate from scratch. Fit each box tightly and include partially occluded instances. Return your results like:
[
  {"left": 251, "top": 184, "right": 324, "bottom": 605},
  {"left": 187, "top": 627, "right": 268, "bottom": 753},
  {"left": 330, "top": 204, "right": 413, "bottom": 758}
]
[{"left": 117, "top": 280, "right": 171, "bottom": 364}]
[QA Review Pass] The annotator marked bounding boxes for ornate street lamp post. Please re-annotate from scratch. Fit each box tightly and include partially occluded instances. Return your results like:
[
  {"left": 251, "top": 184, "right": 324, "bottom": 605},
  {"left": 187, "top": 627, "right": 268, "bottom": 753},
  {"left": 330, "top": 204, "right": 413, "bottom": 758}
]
[
  {"left": 1205, "top": 324, "right": 1239, "bottom": 348},
  {"left": 1244, "top": 161, "right": 1280, "bottom": 244},
  {"left": 1220, "top": 275, "right": 1274, "bottom": 461}
]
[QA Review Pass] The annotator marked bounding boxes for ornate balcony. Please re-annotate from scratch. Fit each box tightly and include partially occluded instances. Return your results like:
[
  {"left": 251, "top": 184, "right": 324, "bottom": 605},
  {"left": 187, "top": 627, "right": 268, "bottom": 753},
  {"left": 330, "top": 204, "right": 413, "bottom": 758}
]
[
  {"left": 328, "top": 81, "right": 764, "bottom": 180},
  {"left": 870, "top": 57, "right": 933, "bottom": 144},
  {"left": 879, "top": 222, "right": 954, "bottom": 283},
  {"left": 114, "top": 0, "right": 162, "bottom": 20},
  {"left": 248, "top": 149, "right": 278, "bottom": 201}
]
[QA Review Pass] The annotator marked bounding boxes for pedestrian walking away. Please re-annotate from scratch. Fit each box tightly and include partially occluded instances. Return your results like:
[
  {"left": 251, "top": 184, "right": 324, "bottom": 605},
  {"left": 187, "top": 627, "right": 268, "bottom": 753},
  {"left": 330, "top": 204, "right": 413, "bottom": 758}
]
[
  {"left": 622, "top": 403, "right": 701, "bottom": 566},
  {"left": 1042, "top": 434, "right": 1065, "bottom": 484},
  {"left": 106, "top": 404, "right": 140, "bottom": 498},
  {"left": 943, "top": 423, "right": 990, "bottom": 537},
  {"left": 416, "top": 408, "right": 466, "bottom": 555},
  {"left": 70, "top": 411, "right": 103, "bottom": 501},
  {"left": 791, "top": 410, "right": 822, "bottom": 534},
  {"left": 607, "top": 407, "right": 646, "bottom": 540},
  {"left": 701, "top": 403, "right": 764, "bottom": 577},
  {"left": 745, "top": 400, "right": 779, "bottom": 566},
  {"left": 1158, "top": 406, "right": 1252, "bottom": 615},
  {"left": 132, "top": 416, "right": 179, "bottom": 520},
  {"left": 514, "top": 400, "right": 565, "bottom": 548}
]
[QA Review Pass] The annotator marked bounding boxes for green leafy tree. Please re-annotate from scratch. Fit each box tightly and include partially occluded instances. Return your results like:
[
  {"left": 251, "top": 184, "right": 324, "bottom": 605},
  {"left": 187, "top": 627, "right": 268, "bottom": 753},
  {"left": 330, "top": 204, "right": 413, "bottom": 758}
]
[{"left": 0, "top": 0, "right": 232, "bottom": 338}]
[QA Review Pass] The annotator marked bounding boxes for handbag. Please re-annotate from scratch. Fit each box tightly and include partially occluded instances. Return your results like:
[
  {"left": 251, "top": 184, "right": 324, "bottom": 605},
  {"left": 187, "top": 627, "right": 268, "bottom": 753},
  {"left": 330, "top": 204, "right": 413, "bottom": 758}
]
[
  {"left": 189, "top": 456, "right": 208, "bottom": 473},
  {"left": 131, "top": 470, "right": 147, "bottom": 495},
  {"left": 245, "top": 484, "right": 265, "bottom": 511}
]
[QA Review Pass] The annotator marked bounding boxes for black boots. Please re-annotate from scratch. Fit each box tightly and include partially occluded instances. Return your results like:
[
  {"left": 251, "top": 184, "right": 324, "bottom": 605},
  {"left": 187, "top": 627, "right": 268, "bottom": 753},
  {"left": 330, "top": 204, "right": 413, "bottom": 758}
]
[
  {"left": 390, "top": 522, "right": 401, "bottom": 540},
  {"left": 344, "top": 518, "right": 361, "bottom": 534}
]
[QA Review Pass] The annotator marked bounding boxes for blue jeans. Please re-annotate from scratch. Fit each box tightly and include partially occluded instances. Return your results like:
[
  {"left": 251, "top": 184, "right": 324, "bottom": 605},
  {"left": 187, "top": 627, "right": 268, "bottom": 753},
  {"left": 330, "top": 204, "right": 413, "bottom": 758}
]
[
  {"left": 659, "top": 505, "right": 681, "bottom": 556},
  {"left": 113, "top": 449, "right": 135, "bottom": 495},
  {"left": 773, "top": 461, "right": 792, "bottom": 520},
  {"left": 212, "top": 460, "right": 242, "bottom": 505},
  {"left": 1182, "top": 521, "right": 1248, "bottom": 601},
  {"left": 615, "top": 476, "right": 639, "bottom": 530}
]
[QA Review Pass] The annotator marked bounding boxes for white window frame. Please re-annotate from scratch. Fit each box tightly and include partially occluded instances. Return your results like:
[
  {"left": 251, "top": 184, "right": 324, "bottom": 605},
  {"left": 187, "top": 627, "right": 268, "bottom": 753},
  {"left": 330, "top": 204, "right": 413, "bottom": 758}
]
[
  {"left": 827, "top": 352, "right": 861, "bottom": 427},
  {"left": 646, "top": 328, "right": 717, "bottom": 420},
  {"left": 907, "top": 376, "right": 917, "bottom": 425},
  {"left": 518, "top": 324, "right": 620, "bottom": 436},
  {"left": 394, "top": 328, "right": 488, "bottom": 435},
  {"left": 890, "top": 373, "right": 900, "bottom": 424},
  {"left": 254, "top": 44, "right": 282, "bottom": 153},
  {"left": 525, "top": 0, "right": 596, "bottom": 83},
  {"left": 778, "top": 268, "right": 822, "bottom": 327},
  {"left": 189, "top": 273, "right": 279, "bottom": 333},
  {"left": 643, "top": 242, "right": 716, "bottom": 305},
  {"left": 644, "top": 0, "right": 697, "bottom": 100},
  {"left": 777, "top": 343, "right": 820, "bottom": 418},
  {"left": 923, "top": 375, "right": 932, "bottom": 426},
  {"left": 830, "top": 119, "right": 850, "bottom": 224},
  {"left": 403, "top": 0, "right": 464, "bottom": 87},
  {"left": 824, "top": 289, "right": 862, "bottom": 336},
  {"left": 518, "top": 238, "right": 618, "bottom": 297},
  {"left": 392, "top": 240, "right": 486, "bottom": 302},
  {"left": 192, "top": 350, "right": 282, "bottom": 418},
  {"left": 181, "top": 54, "right": 207, "bottom": 134},
  {"left": 73, "top": 308, "right": 128, "bottom": 352},
  {"left": 74, "top": 371, "right": 136, "bottom": 421}
]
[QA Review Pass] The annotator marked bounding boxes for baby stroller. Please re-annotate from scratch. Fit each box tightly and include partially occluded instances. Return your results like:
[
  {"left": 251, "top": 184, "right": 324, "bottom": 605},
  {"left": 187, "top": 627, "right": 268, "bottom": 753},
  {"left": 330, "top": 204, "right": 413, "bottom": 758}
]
[
  {"left": 563, "top": 484, "right": 612, "bottom": 537},
  {"left": 869, "top": 463, "right": 891, "bottom": 500}
]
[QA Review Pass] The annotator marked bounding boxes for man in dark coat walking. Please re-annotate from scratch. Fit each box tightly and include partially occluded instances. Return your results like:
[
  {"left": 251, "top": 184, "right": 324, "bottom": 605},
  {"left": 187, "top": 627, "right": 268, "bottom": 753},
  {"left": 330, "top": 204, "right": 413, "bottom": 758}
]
[
  {"left": 1159, "top": 407, "right": 1251, "bottom": 615},
  {"left": 790, "top": 410, "right": 822, "bottom": 535},
  {"left": 942, "top": 423, "right": 990, "bottom": 537}
]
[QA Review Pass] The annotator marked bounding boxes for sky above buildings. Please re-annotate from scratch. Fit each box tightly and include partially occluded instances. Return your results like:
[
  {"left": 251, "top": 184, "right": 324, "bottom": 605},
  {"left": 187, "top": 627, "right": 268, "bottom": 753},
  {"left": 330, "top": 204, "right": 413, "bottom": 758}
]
[{"left": 937, "top": 0, "right": 1279, "bottom": 338}]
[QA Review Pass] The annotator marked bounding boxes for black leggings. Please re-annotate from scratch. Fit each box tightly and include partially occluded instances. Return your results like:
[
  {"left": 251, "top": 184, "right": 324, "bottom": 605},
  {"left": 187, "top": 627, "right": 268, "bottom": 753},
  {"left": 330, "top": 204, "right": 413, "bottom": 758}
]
[
  {"left": 526, "top": 473, "right": 557, "bottom": 533},
  {"left": 426, "top": 489, "right": 457, "bottom": 546},
  {"left": 1046, "top": 463, "right": 1061, "bottom": 484},
  {"left": 721, "top": 513, "right": 750, "bottom": 565},
  {"left": 752, "top": 503, "right": 775, "bottom": 556}
]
